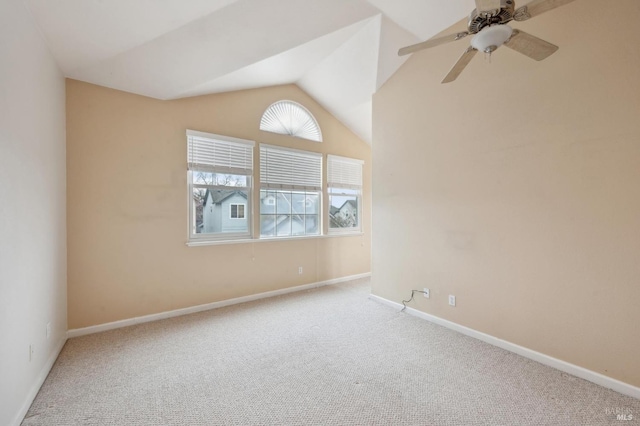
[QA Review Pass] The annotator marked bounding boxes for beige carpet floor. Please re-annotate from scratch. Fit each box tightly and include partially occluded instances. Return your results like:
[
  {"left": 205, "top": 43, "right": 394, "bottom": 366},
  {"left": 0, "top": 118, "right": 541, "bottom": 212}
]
[{"left": 23, "top": 279, "right": 639, "bottom": 425}]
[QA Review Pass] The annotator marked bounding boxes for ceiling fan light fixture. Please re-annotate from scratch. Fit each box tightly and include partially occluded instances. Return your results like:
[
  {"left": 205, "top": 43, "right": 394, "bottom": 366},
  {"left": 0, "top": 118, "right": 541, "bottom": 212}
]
[{"left": 471, "top": 25, "right": 513, "bottom": 53}]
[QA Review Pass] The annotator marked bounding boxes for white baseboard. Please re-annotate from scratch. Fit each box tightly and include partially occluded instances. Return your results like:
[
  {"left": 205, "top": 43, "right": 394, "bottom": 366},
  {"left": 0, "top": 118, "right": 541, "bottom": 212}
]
[
  {"left": 369, "top": 294, "right": 640, "bottom": 401},
  {"left": 12, "top": 337, "right": 66, "bottom": 426},
  {"left": 67, "top": 273, "right": 371, "bottom": 339}
]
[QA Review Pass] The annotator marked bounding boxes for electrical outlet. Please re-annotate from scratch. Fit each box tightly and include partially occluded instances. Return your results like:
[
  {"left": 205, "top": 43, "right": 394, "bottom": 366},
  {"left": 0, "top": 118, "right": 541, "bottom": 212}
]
[
  {"left": 449, "top": 295, "right": 456, "bottom": 307},
  {"left": 29, "top": 344, "right": 34, "bottom": 362},
  {"left": 298, "top": 266, "right": 303, "bottom": 275},
  {"left": 46, "top": 322, "right": 51, "bottom": 339},
  {"left": 423, "top": 288, "right": 430, "bottom": 298}
]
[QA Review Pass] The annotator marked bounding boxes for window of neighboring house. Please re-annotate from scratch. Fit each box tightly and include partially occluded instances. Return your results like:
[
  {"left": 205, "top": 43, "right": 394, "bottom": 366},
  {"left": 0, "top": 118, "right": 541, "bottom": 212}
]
[
  {"left": 260, "top": 144, "right": 322, "bottom": 238},
  {"left": 187, "top": 130, "right": 254, "bottom": 242},
  {"left": 230, "top": 204, "right": 245, "bottom": 219},
  {"left": 327, "top": 155, "right": 363, "bottom": 234},
  {"left": 259, "top": 100, "right": 322, "bottom": 142}
]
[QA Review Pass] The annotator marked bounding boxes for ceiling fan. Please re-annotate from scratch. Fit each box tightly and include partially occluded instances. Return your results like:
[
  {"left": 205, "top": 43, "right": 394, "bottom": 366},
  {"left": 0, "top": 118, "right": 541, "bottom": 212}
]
[{"left": 398, "top": 0, "right": 577, "bottom": 83}]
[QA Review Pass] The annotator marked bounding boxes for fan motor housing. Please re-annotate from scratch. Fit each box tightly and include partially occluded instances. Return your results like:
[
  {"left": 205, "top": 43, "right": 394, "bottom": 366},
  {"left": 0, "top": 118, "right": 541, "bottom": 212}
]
[{"left": 468, "top": 0, "right": 516, "bottom": 33}]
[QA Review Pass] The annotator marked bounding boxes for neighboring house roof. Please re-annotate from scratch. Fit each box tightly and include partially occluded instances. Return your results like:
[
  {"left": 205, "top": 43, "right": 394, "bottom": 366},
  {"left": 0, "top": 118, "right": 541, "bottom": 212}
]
[
  {"left": 204, "top": 189, "right": 247, "bottom": 206},
  {"left": 261, "top": 214, "right": 306, "bottom": 235},
  {"left": 329, "top": 200, "right": 356, "bottom": 218},
  {"left": 339, "top": 200, "right": 357, "bottom": 211},
  {"left": 330, "top": 199, "right": 357, "bottom": 228}
]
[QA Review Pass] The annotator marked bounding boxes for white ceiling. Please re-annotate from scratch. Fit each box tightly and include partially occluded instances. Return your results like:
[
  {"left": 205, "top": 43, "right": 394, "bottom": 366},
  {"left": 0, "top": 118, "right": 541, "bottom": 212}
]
[{"left": 24, "top": 0, "right": 478, "bottom": 143}]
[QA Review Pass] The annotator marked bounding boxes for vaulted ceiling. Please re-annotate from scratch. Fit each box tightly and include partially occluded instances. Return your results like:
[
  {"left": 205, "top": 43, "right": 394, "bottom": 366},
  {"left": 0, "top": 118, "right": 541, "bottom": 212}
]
[{"left": 25, "top": 0, "right": 479, "bottom": 143}]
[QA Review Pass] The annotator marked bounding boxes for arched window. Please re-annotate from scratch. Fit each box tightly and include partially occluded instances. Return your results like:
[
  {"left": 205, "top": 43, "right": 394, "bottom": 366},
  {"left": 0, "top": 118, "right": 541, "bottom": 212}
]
[{"left": 260, "top": 100, "right": 322, "bottom": 142}]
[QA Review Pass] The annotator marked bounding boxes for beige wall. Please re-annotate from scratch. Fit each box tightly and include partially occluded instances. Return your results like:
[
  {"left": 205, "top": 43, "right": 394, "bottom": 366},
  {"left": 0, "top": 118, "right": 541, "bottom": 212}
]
[
  {"left": 0, "top": 0, "right": 67, "bottom": 424},
  {"left": 372, "top": 0, "right": 640, "bottom": 387},
  {"left": 66, "top": 80, "right": 371, "bottom": 329}
]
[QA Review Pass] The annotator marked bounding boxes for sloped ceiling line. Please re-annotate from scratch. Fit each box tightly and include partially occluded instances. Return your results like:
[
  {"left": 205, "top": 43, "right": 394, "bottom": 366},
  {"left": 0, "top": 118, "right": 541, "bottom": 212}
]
[{"left": 25, "top": 0, "right": 469, "bottom": 143}]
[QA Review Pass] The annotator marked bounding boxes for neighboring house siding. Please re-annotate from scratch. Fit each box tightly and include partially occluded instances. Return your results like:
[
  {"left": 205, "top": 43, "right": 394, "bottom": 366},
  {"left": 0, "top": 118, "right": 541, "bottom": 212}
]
[
  {"left": 202, "top": 190, "right": 247, "bottom": 233},
  {"left": 263, "top": 215, "right": 311, "bottom": 236},
  {"left": 330, "top": 200, "right": 357, "bottom": 228},
  {"left": 338, "top": 201, "right": 357, "bottom": 225},
  {"left": 202, "top": 192, "right": 219, "bottom": 233},
  {"left": 221, "top": 194, "right": 247, "bottom": 232},
  {"left": 212, "top": 203, "right": 222, "bottom": 232}
]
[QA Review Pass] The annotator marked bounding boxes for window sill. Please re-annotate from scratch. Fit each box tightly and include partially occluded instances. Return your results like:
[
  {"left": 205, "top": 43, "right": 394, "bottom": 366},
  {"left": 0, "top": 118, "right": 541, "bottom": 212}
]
[{"left": 186, "top": 232, "right": 364, "bottom": 247}]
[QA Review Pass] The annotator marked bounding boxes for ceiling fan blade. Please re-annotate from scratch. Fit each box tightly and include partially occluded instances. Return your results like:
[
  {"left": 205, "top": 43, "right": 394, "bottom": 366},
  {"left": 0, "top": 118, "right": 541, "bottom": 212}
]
[
  {"left": 514, "top": 0, "right": 577, "bottom": 21},
  {"left": 475, "top": 0, "right": 502, "bottom": 13},
  {"left": 504, "top": 29, "right": 558, "bottom": 61},
  {"left": 442, "top": 46, "right": 478, "bottom": 84},
  {"left": 398, "top": 32, "right": 469, "bottom": 56}
]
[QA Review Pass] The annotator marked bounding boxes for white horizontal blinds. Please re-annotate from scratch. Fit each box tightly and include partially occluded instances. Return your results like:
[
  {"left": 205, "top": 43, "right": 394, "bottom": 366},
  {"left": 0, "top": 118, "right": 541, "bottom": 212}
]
[
  {"left": 187, "top": 130, "right": 254, "bottom": 175},
  {"left": 327, "top": 155, "right": 363, "bottom": 190},
  {"left": 260, "top": 144, "right": 322, "bottom": 191},
  {"left": 260, "top": 100, "right": 322, "bottom": 142}
]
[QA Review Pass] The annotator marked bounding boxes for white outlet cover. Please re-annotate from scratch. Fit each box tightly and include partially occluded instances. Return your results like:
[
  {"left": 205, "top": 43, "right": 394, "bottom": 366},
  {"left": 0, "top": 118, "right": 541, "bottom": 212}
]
[
  {"left": 449, "top": 295, "right": 456, "bottom": 306},
  {"left": 423, "top": 288, "right": 430, "bottom": 298}
]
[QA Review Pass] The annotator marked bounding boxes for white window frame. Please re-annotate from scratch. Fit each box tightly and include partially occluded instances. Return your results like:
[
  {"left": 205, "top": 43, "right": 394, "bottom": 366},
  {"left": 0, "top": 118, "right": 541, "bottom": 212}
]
[
  {"left": 260, "top": 100, "right": 323, "bottom": 142},
  {"left": 187, "top": 130, "right": 254, "bottom": 242},
  {"left": 327, "top": 155, "right": 363, "bottom": 235},
  {"left": 229, "top": 203, "right": 246, "bottom": 219},
  {"left": 259, "top": 144, "right": 322, "bottom": 238}
]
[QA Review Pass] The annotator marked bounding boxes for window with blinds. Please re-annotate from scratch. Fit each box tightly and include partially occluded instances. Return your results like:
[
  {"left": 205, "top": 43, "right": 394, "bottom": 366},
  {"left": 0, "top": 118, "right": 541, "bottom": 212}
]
[
  {"left": 259, "top": 144, "right": 322, "bottom": 238},
  {"left": 187, "top": 130, "right": 254, "bottom": 175},
  {"left": 327, "top": 155, "right": 363, "bottom": 233},
  {"left": 187, "top": 130, "right": 254, "bottom": 241},
  {"left": 259, "top": 100, "right": 322, "bottom": 142}
]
